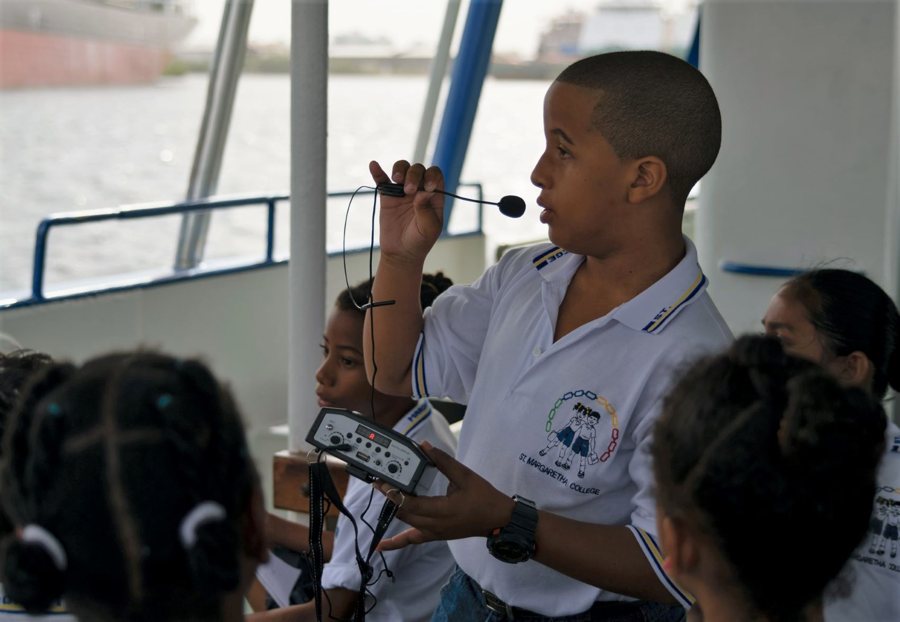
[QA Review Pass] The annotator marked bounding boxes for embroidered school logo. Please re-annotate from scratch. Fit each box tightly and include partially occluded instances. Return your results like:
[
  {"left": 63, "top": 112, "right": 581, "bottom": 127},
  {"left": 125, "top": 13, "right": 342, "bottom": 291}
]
[
  {"left": 534, "top": 390, "right": 619, "bottom": 481},
  {"left": 867, "top": 498, "right": 900, "bottom": 561}
]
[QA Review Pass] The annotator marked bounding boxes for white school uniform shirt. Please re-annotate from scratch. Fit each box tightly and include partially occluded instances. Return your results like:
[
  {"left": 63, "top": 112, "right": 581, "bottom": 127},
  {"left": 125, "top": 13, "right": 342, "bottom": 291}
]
[
  {"left": 412, "top": 237, "right": 732, "bottom": 616},
  {"left": 320, "top": 400, "right": 457, "bottom": 622},
  {"left": 0, "top": 584, "right": 76, "bottom": 621},
  {"left": 825, "top": 421, "right": 900, "bottom": 622}
]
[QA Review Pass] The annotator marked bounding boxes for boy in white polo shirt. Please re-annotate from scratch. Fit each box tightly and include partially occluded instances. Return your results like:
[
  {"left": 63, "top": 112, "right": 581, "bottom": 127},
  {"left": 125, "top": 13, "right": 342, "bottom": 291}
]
[{"left": 365, "top": 51, "right": 732, "bottom": 620}]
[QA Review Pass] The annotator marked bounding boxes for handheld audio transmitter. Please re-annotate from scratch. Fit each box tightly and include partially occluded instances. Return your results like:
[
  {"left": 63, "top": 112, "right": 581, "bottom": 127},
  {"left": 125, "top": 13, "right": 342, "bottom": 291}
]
[
  {"left": 306, "top": 407, "right": 437, "bottom": 495},
  {"left": 377, "top": 182, "right": 526, "bottom": 218}
]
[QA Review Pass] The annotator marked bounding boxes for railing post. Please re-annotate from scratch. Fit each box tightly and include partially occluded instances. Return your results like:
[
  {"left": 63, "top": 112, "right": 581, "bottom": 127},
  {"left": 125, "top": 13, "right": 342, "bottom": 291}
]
[
  {"left": 265, "top": 198, "right": 276, "bottom": 263},
  {"left": 31, "top": 220, "right": 51, "bottom": 302}
]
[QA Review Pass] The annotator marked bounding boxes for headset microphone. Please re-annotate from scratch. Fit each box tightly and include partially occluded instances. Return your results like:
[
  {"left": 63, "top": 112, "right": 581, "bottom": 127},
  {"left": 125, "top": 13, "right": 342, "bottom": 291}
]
[{"left": 377, "top": 182, "right": 526, "bottom": 218}]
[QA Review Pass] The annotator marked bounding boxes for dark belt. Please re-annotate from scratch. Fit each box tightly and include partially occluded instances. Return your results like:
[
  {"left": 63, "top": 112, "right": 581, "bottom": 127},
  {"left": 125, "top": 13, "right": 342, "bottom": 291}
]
[
  {"left": 481, "top": 586, "right": 542, "bottom": 620},
  {"left": 472, "top": 574, "right": 679, "bottom": 621}
]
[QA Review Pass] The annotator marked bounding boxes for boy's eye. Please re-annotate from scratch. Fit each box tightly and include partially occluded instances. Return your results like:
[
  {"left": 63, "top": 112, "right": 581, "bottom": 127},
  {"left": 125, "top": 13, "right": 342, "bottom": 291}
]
[
  {"left": 340, "top": 357, "right": 358, "bottom": 367},
  {"left": 556, "top": 145, "right": 571, "bottom": 159},
  {"left": 319, "top": 344, "right": 328, "bottom": 357}
]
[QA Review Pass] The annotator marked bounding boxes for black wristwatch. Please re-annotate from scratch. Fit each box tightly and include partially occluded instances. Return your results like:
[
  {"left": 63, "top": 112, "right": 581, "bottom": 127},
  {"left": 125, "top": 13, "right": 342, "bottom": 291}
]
[{"left": 486, "top": 495, "right": 538, "bottom": 563}]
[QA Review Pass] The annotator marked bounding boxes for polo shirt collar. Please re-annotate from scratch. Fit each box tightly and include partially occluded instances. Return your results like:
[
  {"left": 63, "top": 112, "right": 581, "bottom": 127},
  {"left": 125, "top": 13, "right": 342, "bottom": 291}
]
[{"left": 530, "top": 237, "right": 708, "bottom": 335}]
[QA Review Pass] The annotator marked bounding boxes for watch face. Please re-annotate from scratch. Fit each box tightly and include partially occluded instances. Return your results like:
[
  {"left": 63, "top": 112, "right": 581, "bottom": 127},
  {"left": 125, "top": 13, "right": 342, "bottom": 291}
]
[{"left": 490, "top": 537, "right": 531, "bottom": 563}]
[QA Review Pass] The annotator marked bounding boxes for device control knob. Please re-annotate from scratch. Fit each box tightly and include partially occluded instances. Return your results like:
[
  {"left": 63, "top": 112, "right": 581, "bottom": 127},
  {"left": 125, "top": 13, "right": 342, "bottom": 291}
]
[
  {"left": 329, "top": 434, "right": 342, "bottom": 446},
  {"left": 387, "top": 461, "right": 401, "bottom": 475}
]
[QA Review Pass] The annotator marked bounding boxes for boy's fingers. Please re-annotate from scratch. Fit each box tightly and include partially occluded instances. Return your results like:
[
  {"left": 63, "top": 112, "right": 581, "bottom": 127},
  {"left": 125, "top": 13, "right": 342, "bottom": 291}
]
[
  {"left": 376, "top": 528, "right": 432, "bottom": 551},
  {"left": 390, "top": 160, "right": 411, "bottom": 184},
  {"left": 369, "top": 160, "right": 390, "bottom": 184},
  {"left": 404, "top": 163, "right": 427, "bottom": 194},
  {"left": 423, "top": 165, "right": 445, "bottom": 193}
]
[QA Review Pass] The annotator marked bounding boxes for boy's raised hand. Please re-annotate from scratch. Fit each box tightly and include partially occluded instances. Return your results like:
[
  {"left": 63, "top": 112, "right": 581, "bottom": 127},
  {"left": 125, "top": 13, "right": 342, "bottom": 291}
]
[
  {"left": 369, "top": 160, "right": 445, "bottom": 264},
  {"left": 373, "top": 441, "right": 515, "bottom": 551}
]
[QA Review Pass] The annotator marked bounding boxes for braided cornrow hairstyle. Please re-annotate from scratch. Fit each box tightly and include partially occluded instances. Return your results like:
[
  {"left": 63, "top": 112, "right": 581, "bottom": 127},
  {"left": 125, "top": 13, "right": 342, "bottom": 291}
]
[
  {"left": 652, "top": 335, "right": 886, "bottom": 621},
  {"left": 0, "top": 350, "right": 55, "bottom": 538},
  {"left": 337, "top": 271, "right": 454, "bottom": 314},
  {"left": 0, "top": 351, "right": 256, "bottom": 621}
]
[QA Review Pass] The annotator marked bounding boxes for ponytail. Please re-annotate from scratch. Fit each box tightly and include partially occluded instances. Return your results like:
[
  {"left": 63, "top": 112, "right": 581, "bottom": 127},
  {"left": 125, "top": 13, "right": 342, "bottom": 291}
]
[
  {"left": 782, "top": 269, "right": 900, "bottom": 397},
  {"left": 653, "top": 335, "right": 886, "bottom": 621}
]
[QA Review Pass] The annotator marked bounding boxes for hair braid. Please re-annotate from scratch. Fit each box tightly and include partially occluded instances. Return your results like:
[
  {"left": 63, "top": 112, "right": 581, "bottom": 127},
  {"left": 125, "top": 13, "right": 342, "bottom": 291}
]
[
  {"left": 0, "top": 362, "right": 75, "bottom": 612},
  {"left": 166, "top": 359, "right": 244, "bottom": 593}
]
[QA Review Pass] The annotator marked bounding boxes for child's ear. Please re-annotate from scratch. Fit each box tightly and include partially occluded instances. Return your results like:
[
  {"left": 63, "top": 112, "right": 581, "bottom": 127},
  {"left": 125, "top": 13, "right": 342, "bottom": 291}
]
[
  {"left": 659, "top": 514, "right": 699, "bottom": 577},
  {"left": 833, "top": 350, "right": 875, "bottom": 391},
  {"left": 626, "top": 157, "right": 667, "bottom": 203}
]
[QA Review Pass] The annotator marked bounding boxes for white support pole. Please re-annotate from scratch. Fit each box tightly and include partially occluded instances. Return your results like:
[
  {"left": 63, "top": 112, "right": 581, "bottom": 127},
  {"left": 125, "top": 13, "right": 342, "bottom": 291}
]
[
  {"left": 886, "top": 4, "right": 900, "bottom": 421},
  {"left": 289, "top": 0, "right": 328, "bottom": 451}
]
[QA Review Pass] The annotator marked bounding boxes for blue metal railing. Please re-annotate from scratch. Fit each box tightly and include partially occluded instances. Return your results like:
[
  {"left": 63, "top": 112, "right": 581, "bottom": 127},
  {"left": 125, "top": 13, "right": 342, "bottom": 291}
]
[
  {"left": 10, "top": 184, "right": 484, "bottom": 309},
  {"left": 719, "top": 261, "right": 806, "bottom": 278},
  {"left": 30, "top": 194, "right": 288, "bottom": 303}
]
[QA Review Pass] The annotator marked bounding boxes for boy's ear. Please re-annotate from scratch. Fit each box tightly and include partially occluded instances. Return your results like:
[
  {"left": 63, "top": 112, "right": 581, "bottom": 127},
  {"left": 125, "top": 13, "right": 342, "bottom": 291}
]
[{"left": 626, "top": 156, "right": 668, "bottom": 204}]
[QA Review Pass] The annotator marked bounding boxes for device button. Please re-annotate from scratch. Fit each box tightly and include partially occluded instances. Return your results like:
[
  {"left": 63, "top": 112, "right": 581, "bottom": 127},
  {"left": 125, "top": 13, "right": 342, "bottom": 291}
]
[
  {"left": 329, "top": 434, "right": 342, "bottom": 445},
  {"left": 387, "top": 462, "right": 400, "bottom": 474},
  {"left": 325, "top": 423, "right": 334, "bottom": 431}
]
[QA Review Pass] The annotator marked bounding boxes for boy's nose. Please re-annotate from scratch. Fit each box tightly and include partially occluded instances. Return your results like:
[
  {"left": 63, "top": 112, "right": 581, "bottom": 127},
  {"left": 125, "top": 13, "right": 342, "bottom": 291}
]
[{"left": 530, "top": 153, "right": 548, "bottom": 189}]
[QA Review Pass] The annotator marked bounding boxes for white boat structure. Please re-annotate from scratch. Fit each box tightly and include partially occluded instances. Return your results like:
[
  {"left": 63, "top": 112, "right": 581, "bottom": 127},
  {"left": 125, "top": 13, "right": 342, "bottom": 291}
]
[{"left": 0, "top": 0, "right": 898, "bottom": 512}]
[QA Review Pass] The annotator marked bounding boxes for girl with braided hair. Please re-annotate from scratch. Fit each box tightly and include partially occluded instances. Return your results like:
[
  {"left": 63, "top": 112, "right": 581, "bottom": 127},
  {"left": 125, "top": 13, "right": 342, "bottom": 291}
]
[
  {"left": 762, "top": 268, "right": 900, "bottom": 621},
  {"left": 651, "top": 335, "right": 886, "bottom": 622},
  {"left": 0, "top": 349, "right": 73, "bottom": 621},
  {"left": 0, "top": 351, "right": 268, "bottom": 621}
]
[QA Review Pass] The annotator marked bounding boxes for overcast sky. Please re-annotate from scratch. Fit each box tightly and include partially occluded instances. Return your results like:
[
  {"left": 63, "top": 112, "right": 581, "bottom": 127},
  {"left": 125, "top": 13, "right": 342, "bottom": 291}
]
[{"left": 184, "top": 0, "right": 695, "bottom": 58}]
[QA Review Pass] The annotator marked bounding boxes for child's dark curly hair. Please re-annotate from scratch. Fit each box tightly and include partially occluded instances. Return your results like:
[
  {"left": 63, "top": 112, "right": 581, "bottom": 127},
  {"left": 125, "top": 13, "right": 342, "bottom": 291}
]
[
  {"left": 652, "top": 335, "right": 886, "bottom": 622},
  {"left": 0, "top": 351, "right": 257, "bottom": 621},
  {"left": 0, "top": 349, "right": 54, "bottom": 538},
  {"left": 337, "top": 271, "right": 454, "bottom": 314}
]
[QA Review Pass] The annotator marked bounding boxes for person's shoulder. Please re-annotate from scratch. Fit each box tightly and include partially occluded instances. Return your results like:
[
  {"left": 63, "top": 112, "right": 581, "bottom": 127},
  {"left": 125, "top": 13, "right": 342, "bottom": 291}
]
[
  {"left": 882, "top": 421, "right": 900, "bottom": 463},
  {"left": 663, "top": 292, "right": 732, "bottom": 348}
]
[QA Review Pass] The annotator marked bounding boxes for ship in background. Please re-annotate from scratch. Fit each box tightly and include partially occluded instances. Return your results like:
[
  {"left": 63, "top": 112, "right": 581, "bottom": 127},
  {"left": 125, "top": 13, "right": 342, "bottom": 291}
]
[
  {"left": 493, "top": 0, "right": 698, "bottom": 80},
  {"left": 0, "top": 0, "right": 197, "bottom": 88}
]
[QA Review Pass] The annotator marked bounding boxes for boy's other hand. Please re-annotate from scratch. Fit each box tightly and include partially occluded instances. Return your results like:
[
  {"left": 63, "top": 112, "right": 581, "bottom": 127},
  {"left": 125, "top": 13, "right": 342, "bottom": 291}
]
[
  {"left": 374, "top": 441, "right": 515, "bottom": 551},
  {"left": 369, "top": 160, "right": 445, "bottom": 265}
]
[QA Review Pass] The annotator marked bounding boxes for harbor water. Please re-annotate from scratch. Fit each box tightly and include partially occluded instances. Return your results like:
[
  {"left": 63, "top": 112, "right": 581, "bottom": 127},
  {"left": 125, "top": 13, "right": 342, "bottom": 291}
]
[{"left": 0, "top": 73, "right": 553, "bottom": 296}]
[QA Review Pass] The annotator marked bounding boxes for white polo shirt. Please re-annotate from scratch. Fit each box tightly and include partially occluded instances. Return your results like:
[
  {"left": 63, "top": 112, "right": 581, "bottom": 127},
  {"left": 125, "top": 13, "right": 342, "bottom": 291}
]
[
  {"left": 412, "top": 238, "right": 731, "bottom": 616},
  {"left": 320, "top": 400, "right": 457, "bottom": 622},
  {"left": 825, "top": 421, "right": 900, "bottom": 622}
]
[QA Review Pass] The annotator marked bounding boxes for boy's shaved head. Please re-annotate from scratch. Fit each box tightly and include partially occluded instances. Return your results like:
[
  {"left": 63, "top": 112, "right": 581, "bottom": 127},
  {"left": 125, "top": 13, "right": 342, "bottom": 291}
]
[{"left": 557, "top": 51, "right": 721, "bottom": 205}]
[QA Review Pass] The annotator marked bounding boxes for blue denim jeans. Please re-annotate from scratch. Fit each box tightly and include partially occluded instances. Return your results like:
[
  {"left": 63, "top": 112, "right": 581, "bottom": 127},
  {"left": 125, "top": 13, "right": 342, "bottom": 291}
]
[{"left": 431, "top": 567, "right": 686, "bottom": 622}]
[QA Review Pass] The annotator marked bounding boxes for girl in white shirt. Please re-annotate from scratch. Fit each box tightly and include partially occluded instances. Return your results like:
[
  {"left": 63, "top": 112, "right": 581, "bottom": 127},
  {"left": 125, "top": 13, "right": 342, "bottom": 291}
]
[{"left": 651, "top": 335, "right": 886, "bottom": 622}]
